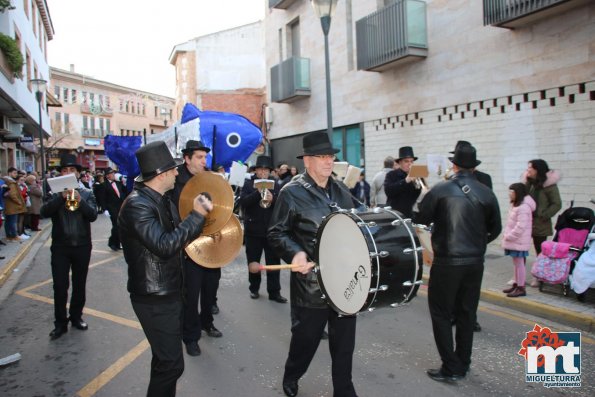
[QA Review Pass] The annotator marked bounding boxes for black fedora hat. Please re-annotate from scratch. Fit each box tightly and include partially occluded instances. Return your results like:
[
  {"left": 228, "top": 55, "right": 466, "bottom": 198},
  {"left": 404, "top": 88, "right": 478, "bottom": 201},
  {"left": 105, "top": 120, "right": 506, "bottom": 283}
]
[
  {"left": 449, "top": 140, "right": 472, "bottom": 154},
  {"left": 296, "top": 132, "right": 340, "bottom": 159},
  {"left": 182, "top": 140, "right": 210, "bottom": 155},
  {"left": 58, "top": 153, "right": 82, "bottom": 172},
  {"left": 396, "top": 146, "right": 418, "bottom": 162},
  {"left": 255, "top": 155, "right": 274, "bottom": 170},
  {"left": 449, "top": 145, "right": 481, "bottom": 169},
  {"left": 135, "top": 141, "right": 183, "bottom": 182}
]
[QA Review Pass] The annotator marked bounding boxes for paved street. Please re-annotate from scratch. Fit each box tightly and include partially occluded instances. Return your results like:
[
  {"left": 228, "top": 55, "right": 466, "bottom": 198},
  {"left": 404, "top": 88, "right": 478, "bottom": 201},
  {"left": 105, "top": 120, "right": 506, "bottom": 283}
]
[{"left": 0, "top": 215, "right": 593, "bottom": 396}]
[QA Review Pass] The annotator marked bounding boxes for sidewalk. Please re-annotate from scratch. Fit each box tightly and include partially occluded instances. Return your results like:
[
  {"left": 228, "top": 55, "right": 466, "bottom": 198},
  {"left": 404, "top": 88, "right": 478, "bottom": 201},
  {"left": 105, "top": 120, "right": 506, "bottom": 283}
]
[{"left": 1, "top": 223, "right": 593, "bottom": 332}]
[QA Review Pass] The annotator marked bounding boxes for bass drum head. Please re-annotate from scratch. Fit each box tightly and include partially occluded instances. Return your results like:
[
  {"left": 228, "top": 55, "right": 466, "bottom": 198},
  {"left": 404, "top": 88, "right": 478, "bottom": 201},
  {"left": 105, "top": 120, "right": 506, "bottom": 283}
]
[{"left": 316, "top": 212, "right": 372, "bottom": 315}]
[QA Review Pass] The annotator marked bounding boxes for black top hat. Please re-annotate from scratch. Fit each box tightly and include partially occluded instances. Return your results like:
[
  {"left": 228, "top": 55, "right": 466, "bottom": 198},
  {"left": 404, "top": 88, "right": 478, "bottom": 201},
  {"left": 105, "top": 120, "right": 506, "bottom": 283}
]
[
  {"left": 296, "top": 132, "right": 340, "bottom": 159},
  {"left": 449, "top": 140, "right": 472, "bottom": 154},
  {"left": 58, "top": 154, "right": 82, "bottom": 172},
  {"left": 396, "top": 146, "right": 418, "bottom": 162},
  {"left": 255, "top": 155, "right": 274, "bottom": 170},
  {"left": 135, "top": 141, "right": 183, "bottom": 182},
  {"left": 449, "top": 145, "right": 481, "bottom": 169},
  {"left": 182, "top": 140, "right": 210, "bottom": 155}
]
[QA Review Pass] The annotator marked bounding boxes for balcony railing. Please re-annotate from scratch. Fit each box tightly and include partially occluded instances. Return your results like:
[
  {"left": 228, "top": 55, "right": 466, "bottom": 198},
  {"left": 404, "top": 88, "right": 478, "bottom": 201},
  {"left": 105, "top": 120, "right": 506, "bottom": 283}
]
[
  {"left": 356, "top": 0, "right": 428, "bottom": 72},
  {"left": 82, "top": 128, "right": 106, "bottom": 138},
  {"left": 483, "top": 0, "right": 590, "bottom": 28},
  {"left": 269, "top": 0, "right": 298, "bottom": 9},
  {"left": 80, "top": 103, "right": 114, "bottom": 116},
  {"left": 270, "top": 57, "right": 311, "bottom": 103}
]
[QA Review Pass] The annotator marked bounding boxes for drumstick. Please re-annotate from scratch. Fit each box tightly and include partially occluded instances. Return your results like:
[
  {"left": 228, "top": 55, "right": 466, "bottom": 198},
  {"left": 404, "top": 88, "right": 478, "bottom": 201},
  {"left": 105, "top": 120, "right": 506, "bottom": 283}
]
[{"left": 247, "top": 262, "right": 302, "bottom": 273}]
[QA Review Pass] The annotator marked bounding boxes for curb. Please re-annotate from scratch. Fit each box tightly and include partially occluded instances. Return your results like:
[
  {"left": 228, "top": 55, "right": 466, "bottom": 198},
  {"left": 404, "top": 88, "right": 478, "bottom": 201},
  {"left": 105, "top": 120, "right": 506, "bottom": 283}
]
[
  {"left": 422, "top": 274, "right": 594, "bottom": 333},
  {"left": 0, "top": 224, "right": 49, "bottom": 288}
]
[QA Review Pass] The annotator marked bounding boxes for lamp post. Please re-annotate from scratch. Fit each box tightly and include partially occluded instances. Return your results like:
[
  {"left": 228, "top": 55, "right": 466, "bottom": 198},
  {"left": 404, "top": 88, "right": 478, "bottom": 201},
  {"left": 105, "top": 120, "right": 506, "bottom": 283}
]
[
  {"left": 161, "top": 107, "right": 170, "bottom": 127},
  {"left": 30, "top": 78, "right": 47, "bottom": 186},
  {"left": 311, "top": 0, "right": 338, "bottom": 139},
  {"left": 76, "top": 145, "right": 85, "bottom": 167}
]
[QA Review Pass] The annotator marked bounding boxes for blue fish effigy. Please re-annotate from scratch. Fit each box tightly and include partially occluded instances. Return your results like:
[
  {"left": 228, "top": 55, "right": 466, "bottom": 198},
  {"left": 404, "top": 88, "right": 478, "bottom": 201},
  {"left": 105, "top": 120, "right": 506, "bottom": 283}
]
[
  {"left": 104, "top": 135, "right": 142, "bottom": 191},
  {"left": 180, "top": 103, "right": 263, "bottom": 170}
]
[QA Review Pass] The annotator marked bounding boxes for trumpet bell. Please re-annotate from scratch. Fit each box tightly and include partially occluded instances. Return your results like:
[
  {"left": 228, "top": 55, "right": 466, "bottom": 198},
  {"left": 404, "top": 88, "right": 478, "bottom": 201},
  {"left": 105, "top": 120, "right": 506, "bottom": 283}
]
[
  {"left": 185, "top": 215, "right": 243, "bottom": 268},
  {"left": 178, "top": 171, "right": 234, "bottom": 235}
]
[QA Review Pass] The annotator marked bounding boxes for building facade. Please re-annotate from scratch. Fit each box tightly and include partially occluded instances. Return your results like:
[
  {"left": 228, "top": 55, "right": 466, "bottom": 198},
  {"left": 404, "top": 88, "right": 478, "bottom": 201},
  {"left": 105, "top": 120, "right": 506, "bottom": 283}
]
[
  {"left": 48, "top": 66, "right": 175, "bottom": 171},
  {"left": 0, "top": 0, "right": 55, "bottom": 173},
  {"left": 169, "top": 21, "right": 267, "bottom": 144},
  {"left": 265, "top": 0, "right": 594, "bottom": 208}
]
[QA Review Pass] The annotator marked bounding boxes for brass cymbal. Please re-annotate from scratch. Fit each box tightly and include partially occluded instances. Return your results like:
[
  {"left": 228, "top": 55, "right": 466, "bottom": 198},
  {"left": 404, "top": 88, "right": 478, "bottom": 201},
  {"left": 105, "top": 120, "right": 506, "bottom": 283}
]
[
  {"left": 185, "top": 215, "right": 243, "bottom": 268},
  {"left": 178, "top": 171, "right": 234, "bottom": 235}
]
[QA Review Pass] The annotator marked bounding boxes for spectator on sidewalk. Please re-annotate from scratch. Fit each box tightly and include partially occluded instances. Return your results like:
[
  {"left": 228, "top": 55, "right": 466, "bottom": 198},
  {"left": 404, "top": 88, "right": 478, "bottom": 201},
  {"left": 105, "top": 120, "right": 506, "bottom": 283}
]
[
  {"left": 26, "top": 175, "right": 43, "bottom": 231},
  {"left": 350, "top": 171, "right": 371, "bottom": 207},
  {"left": 370, "top": 156, "right": 394, "bottom": 207},
  {"left": 3, "top": 167, "right": 27, "bottom": 242},
  {"left": 501, "top": 183, "right": 536, "bottom": 298},
  {"left": 523, "top": 159, "right": 562, "bottom": 287},
  {"left": 41, "top": 154, "right": 98, "bottom": 340}
]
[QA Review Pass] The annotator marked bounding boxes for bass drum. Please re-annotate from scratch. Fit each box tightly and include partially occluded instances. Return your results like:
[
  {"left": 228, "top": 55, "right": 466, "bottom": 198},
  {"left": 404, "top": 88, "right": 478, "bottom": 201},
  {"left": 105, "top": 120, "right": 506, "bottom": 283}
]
[{"left": 315, "top": 208, "right": 423, "bottom": 316}]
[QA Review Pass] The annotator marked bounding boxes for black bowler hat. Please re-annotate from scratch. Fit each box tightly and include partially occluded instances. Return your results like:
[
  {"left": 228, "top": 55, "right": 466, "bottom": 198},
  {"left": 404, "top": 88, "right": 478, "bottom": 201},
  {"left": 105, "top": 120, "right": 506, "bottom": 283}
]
[
  {"left": 182, "top": 140, "right": 210, "bottom": 155},
  {"left": 135, "top": 141, "right": 183, "bottom": 182},
  {"left": 255, "top": 155, "right": 274, "bottom": 170},
  {"left": 449, "top": 145, "right": 481, "bottom": 169},
  {"left": 58, "top": 154, "right": 82, "bottom": 172},
  {"left": 296, "top": 132, "right": 340, "bottom": 159},
  {"left": 449, "top": 140, "right": 472, "bottom": 154},
  {"left": 396, "top": 146, "right": 418, "bottom": 162}
]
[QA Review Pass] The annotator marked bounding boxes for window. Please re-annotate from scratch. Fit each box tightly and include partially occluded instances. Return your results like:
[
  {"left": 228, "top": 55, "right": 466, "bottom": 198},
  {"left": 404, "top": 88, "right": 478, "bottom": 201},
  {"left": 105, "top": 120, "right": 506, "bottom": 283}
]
[
  {"left": 25, "top": 49, "right": 31, "bottom": 89},
  {"left": 55, "top": 112, "right": 61, "bottom": 123},
  {"left": 63, "top": 87, "right": 68, "bottom": 103},
  {"left": 82, "top": 91, "right": 87, "bottom": 103},
  {"left": 23, "top": 0, "right": 29, "bottom": 19},
  {"left": 89, "top": 92, "right": 95, "bottom": 104},
  {"left": 82, "top": 116, "right": 88, "bottom": 131},
  {"left": 64, "top": 114, "right": 70, "bottom": 133},
  {"left": 106, "top": 95, "right": 110, "bottom": 109},
  {"left": 71, "top": 89, "right": 77, "bottom": 104},
  {"left": 154, "top": 106, "right": 158, "bottom": 117},
  {"left": 332, "top": 124, "right": 363, "bottom": 167},
  {"left": 125, "top": 101, "right": 129, "bottom": 112},
  {"left": 99, "top": 118, "right": 104, "bottom": 132},
  {"left": 106, "top": 119, "right": 111, "bottom": 134},
  {"left": 288, "top": 19, "right": 300, "bottom": 58},
  {"left": 142, "top": 104, "right": 145, "bottom": 115},
  {"left": 54, "top": 85, "right": 60, "bottom": 99},
  {"left": 31, "top": 1, "right": 36, "bottom": 37},
  {"left": 131, "top": 102, "right": 135, "bottom": 114}
]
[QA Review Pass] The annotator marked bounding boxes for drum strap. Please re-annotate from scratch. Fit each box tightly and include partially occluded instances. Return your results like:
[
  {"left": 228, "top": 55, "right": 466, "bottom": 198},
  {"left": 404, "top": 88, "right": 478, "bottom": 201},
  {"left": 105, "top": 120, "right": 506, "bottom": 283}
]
[
  {"left": 453, "top": 178, "right": 483, "bottom": 212},
  {"left": 296, "top": 176, "right": 335, "bottom": 206}
]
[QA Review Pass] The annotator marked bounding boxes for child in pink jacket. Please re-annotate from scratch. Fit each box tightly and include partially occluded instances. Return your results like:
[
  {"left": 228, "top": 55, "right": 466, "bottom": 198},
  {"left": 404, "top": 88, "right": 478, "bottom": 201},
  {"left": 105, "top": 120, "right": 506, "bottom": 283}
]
[{"left": 501, "top": 183, "right": 536, "bottom": 297}]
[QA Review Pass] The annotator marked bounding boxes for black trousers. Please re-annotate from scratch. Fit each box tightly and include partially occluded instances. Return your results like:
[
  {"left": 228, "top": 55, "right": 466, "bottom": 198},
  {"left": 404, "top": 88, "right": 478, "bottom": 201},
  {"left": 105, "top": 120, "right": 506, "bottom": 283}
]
[
  {"left": 108, "top": 212, "right": 120, "bottom": 248},
  {"left": 132, "top": 299, "right": 184, "bottom": 397},
  {"left": 284, "top": 306, "right": 358, "bottom": 397},
  {"left": 245, "top": 235, "right": 281, "bottom": 295},
  {"left": 182, "top": 260, "right": 220, "bottom": 343},
  {"left": 428, "top": 264, "right": 484, "bottom": 376},
  {"left": 50, "top": 244, "right": 92, "bottom": 327}
]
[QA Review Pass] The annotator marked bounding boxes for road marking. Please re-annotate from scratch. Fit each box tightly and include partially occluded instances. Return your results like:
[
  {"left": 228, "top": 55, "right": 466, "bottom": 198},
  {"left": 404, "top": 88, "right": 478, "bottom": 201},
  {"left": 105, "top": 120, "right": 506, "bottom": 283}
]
[
  {"left": 76, "top": 339, "right": 149, "bottom": 397},
  {"left": 417, "top": 289, "right": 595, "bottom": 345}
]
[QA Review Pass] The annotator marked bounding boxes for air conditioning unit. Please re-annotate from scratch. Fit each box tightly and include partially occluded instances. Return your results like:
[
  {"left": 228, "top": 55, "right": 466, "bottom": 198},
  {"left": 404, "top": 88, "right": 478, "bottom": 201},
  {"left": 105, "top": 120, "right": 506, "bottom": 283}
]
[{"left": 0, "top": 115, "right": 23, "bottom": 140}]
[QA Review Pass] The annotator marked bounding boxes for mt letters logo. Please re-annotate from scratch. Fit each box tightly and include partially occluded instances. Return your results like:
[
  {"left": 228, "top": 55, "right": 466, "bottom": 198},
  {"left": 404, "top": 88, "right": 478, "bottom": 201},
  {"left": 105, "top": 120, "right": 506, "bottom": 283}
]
[{"left": 518, "top": 324, "right": 581, "bottom": 388}]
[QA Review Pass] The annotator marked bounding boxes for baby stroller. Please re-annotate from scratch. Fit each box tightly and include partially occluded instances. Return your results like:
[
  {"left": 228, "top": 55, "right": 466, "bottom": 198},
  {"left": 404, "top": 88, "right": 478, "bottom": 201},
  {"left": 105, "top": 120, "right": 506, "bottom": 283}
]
[{"left": 532, "top": 204, "right": 595, "bottom": 297}]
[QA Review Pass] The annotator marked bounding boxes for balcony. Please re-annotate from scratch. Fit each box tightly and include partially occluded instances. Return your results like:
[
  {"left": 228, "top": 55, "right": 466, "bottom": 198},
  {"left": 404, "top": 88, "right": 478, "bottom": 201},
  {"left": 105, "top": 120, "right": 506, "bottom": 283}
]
[
  {"left": 269, "top": 0, "right": 298, "bottom": 9},
  {"left": 270, "top": 57, "right": 311, "bottom": 103},
  {"left": 81, "top": 128, "right": 106, "bottom": 138},
  {"left": 483, "top": 0, "right": 591, "bottom": 28},
  {"left": 80, "top": 103, "right": 114, "bottom": 116},
  {"left": 356, "top": 0, "right": 428, "bottom": 72}
]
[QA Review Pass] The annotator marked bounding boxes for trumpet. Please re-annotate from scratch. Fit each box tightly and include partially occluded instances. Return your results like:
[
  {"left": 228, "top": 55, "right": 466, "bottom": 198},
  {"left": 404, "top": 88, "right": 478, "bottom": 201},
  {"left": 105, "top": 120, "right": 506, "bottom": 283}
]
[
  {"left": 65, "top": 188, "right": 79, "bottom": 211},
  {"left": 254, "top": 179, "right": 275, "bottom": 209}
]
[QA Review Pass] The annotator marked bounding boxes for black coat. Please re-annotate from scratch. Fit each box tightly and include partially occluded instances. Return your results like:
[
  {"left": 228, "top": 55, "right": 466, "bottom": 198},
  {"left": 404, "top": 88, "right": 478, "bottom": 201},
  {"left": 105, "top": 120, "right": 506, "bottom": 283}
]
[
  {"left": 384, "top": 168, "right": 422, "bottom": 218},
  {"left": 268, "top": 172, "right": 354, "bottom": 308},
  {"left": 40, "top": 187, "right": 98, "bottom": 247},
  {"left": 119, "top": 184, "right": 205, "bottom": 296},
  {"left": 414, "top": 171, "right": 502, "bottom": 266},
  {"left": 240, "top": 175, "right": 280, "bottom": 237},
  {"left": 103, "top": 179, "right": 127, "bottom": 216}
]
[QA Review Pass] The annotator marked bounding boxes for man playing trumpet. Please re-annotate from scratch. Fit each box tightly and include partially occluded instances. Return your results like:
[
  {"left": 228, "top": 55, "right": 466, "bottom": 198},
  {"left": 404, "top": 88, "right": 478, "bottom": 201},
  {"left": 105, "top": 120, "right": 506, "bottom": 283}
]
[
  {"left": 240, "top": 155, "right": 286, "bottom": 303},
  {"left": 41, "top": 154, "right": 98, "bottom": 340},
  {"left": 384, "top": 146, "right": 423, "bottom": 218}
]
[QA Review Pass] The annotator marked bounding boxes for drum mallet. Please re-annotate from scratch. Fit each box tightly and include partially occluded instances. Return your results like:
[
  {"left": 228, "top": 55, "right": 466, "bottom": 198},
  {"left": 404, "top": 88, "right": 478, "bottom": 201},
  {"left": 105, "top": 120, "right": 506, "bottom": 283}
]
[{"left": 248, "top": 262, "right": 300, "bottom": 273}]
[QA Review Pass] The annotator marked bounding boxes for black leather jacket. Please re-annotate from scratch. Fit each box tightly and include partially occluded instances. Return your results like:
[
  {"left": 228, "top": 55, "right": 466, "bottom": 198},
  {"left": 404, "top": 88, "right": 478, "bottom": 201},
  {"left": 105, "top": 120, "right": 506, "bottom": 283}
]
[
  {"left": 119, "top": 184, "right": 205, "bottom": 296},
  {"left": 414, "top": 171, "right": 502, "bottom": 266},
  {"left": 40, "top": 187, "right": 97, "bottom": 247},
  {"left": 268, "top": 173, "right": 354, "bottom": 308},
  {"left": 385, "top": 168, "right": 422, "bottom": 218}
]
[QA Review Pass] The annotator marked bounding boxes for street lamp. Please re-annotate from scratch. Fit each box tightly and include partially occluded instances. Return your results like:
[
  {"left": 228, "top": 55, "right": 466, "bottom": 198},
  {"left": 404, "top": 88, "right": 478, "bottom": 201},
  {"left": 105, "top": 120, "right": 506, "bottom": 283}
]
[
  {"left": 160, "top": 107, "right": 171, "bottom": 127},
  {"left": 311, "top": 0, "right": 338, "bottom": 139},
  {"left": 30, "top": 78, "right": 47, "bottom": 188}
]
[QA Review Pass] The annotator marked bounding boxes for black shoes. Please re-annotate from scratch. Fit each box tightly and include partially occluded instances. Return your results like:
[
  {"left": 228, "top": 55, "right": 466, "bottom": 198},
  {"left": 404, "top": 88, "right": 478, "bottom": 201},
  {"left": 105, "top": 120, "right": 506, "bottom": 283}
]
[
  {"left": 203, "top": 324, "right": 223, "bottom": 338},
  {"left": 473, "top": 322, "right": 482, "bottom": 332},
  {"left": 282, "top": 380, "right": 298, "bottom": 397},
  {"left": 269, "top": 294, "right": 288, "bottom": 303},
  {"left": 426, "top": 368, "right": 465, "bottom": 383},
  {"left": 185, "top": 341, "right": 201, "bottom": 356},
  {"left": 49, "top": 325, "right": 68, "bottom": 340},
  {"left": 211, "top": 304, "right": 220, "bottom": 315},
  {"left": 108, "top": 244, "right": 120, "bottom": 251},
  {"left": 250, "top": 291, "right": 260, "bottom": 299},
  {"left": 70, "top": 318, "right": 88, "bottom": 330}
]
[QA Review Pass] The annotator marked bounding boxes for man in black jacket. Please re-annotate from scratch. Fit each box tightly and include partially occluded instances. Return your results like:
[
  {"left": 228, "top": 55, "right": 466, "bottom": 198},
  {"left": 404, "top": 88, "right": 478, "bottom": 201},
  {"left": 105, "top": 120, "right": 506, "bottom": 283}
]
[
  {"left": 384, "top": 146, "right": 423, "bottom": 218},
  {"left": 104, "top": 167, "right": 127, "bottom": 251},
  {"left": 41, "top": 154, "right": 98, "bottom": 340},
  {"left": 240, "top": 155, "right": 286, "bottom": 302},
  {"left": 119, "top": 141, "right": 211, "bottom": 397},
  {"left": 415, "top": 145, "right": 501, "bottom": 383},
  {"left": 170, "top": 140, "right": 223, "bottom": 358},
  {"left": 269, "top": 132, "right": 358, "bottom": 397}
]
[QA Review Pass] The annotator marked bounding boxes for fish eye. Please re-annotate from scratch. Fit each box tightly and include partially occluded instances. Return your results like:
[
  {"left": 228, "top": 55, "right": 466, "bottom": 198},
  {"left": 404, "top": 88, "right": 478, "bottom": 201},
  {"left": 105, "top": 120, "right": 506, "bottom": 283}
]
[{"left": 226, "top": 132, "right": 241, "bottom": 148}]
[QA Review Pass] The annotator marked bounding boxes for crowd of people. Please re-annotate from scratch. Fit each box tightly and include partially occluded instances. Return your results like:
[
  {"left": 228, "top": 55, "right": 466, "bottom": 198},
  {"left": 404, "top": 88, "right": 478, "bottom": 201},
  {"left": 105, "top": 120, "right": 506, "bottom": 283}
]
[{"left": 2, "top": 134, "right": 568, "bottom": 397}]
